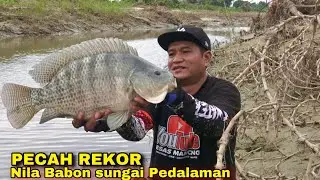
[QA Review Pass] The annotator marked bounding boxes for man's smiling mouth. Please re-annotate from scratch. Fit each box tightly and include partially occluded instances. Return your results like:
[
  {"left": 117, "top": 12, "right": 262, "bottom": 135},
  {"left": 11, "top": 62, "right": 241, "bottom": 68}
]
[{"left": 172, "top": 66, "right": 186, "bottom": 71}]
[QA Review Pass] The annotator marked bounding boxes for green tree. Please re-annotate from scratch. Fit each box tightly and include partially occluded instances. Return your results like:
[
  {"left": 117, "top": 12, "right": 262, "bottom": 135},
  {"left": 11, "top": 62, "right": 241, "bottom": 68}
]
[
  {"left": 233, "top": 0, "right": 244, "bottom": 8},
  {"left": 210, "top": 0, "right": 232, "bottom": 7}
]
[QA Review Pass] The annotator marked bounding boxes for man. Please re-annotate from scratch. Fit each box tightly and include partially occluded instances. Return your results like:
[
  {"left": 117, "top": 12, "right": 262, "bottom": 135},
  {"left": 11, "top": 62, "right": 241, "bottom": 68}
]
[{"left": 72, "top": 25, "right": 241, "bottom": 179}]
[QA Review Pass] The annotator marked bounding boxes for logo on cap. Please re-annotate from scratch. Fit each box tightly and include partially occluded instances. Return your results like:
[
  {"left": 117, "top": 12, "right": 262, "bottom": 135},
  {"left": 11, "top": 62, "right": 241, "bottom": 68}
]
[
  {"left": 204, "top": 41, "right": 209, "bottom": 48},
  {"left": 176, "top": 27, "right": 185, "bottom": 32}
]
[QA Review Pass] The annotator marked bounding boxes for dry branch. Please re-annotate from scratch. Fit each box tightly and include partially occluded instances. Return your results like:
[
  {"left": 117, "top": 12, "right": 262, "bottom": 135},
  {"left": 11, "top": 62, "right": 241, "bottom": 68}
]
[
  {"left": 285, "top": 0, "right": 304, "bottom": 16},
  {"left": 218, "top": 1, "right": 320, "bottom": 178},
  {"left": 282, "top": 115, "right": 320, "bottom": 155},
  {"left": 235, "top": 159, "right": 249, "bottom": 180},
  {"left": 304, "top": 155, "right": 314, "bottom": 180},
  {"left": 232, "top": 58, "right": 261, "bottom": 85},
  {"left": 275, "top": 150, "right": 303, "bottom": 174},
  {"left": 215, "top": 110, "right": 244, "bottom": 170},
  {"left": 312, "top": 163, "right": 320, "bottom": 178},
  {"left": 295, "top": 4, "right": 320, "bottom": 8}
]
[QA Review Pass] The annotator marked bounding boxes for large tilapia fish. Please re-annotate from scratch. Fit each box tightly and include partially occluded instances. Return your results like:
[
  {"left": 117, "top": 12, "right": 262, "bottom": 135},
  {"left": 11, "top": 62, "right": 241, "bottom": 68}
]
[{"left": 1, "top": 37, "right": 176, "bottom": 130}]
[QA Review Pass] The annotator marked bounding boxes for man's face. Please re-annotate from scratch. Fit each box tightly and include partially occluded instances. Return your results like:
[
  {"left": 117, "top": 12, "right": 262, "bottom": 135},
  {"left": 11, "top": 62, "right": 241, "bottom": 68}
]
[{"left": 167, "top": 41, "right": 211, "bottom": 81}]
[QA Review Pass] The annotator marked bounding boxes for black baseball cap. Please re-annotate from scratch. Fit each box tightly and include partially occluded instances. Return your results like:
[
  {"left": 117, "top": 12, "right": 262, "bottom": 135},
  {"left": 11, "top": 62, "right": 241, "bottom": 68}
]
[{"left": 158, "top": 25, "right": 211, "bottom": 51}]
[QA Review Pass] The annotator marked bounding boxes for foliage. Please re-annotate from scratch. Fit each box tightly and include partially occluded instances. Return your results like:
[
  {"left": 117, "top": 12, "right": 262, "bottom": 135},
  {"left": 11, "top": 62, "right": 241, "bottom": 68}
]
[
  {"left": 233, "top": 0, "right": 268, "bottom": 12},
  {"left": 0, "top": 0, "right": 267, "bottom": 16},
  {"left": 0, "top": 0, "right": 133, "bottom": 16}
]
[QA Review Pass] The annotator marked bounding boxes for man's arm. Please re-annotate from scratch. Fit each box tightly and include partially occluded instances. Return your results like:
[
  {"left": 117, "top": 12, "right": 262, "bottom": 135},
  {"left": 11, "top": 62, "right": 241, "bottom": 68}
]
[
  {"left": 116, "top": 110, "right": 154, "bottom": 141},
  {"left": 167, "top": 80, "right": 241, "bottom": 137}
]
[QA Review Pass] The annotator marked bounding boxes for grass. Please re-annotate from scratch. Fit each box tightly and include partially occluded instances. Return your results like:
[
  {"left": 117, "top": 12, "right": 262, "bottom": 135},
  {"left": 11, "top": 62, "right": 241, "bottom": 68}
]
[
  {"left": 0, "top": 0, "right": 134, "bottom": 17},
  {"left": 135, "top": 0, "right": 246, "bottom": 13},
  {"left": 0, "top": 0, "right": 254, "bottom": 17},
  {"left": 0, "top": 0, "right": 263, "bottom": 21},
  {"left": 169, "top": 3, "right": 243, "bottom": 13}
]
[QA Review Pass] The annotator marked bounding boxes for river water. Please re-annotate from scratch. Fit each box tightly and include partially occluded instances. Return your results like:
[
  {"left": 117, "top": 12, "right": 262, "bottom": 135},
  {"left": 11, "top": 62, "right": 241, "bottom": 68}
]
[{"left": 0, "top": 28, "right": 235, "bottom": 179}]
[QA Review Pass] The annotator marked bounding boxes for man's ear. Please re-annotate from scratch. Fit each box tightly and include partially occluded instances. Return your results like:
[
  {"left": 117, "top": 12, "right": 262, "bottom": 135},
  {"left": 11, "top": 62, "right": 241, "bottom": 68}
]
[{"left": 203, "top": 50, "right": 212, "bottom": 67}]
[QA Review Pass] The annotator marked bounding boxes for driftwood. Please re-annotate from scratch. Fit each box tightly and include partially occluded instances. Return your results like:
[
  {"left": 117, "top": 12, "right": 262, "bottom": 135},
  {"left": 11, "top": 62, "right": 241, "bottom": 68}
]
[
  {"left": 215, "top": 110, "right": 244, "bottom": 170},
  {"left": 251, "top": 0, "right": 320, "bottom": 33},
  {"left": 215, "top": 0, "right": 320, "bottom": 178},
  {"left": 285, "top": 0, "right": 304, "bottom": 16}
]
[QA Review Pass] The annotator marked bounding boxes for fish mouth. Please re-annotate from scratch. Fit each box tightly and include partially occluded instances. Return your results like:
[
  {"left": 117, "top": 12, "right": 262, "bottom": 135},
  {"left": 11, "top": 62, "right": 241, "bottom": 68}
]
[
  {"left": 138, "top": 79, "right": 177, "bottom": 104},
  {"left": 144, "top": 90, "right": 168, "bottom": 104},
  {"left": 168, "top": 78, "right": 177, "bottom": 92}
]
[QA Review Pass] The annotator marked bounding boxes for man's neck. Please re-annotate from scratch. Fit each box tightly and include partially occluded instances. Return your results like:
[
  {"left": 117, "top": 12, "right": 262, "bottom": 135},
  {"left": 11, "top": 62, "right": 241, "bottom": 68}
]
[{"left": 179, "top": 73, "right": 208, "bottom": 95}]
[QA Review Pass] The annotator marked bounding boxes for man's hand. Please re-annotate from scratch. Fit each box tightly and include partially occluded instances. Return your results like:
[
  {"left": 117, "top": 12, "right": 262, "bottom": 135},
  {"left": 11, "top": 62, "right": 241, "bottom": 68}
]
[
  {"left": 163, "top": 87, "right": 186, "bottom": 106},
  {"left": 72, "top": 109, "right": 113, "bottom": 132},
  {"left": 71, "top": 96, "right": 151, "bottom": 132},
  {"left": 130, "top": 96, "right": 151, "bottom": 113}
]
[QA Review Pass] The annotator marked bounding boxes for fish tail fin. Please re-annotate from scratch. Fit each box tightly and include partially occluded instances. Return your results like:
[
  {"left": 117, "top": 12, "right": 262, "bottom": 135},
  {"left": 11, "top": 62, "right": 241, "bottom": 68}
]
[{"left": 1, "top": 83, "right": 41, "bottom": 129}]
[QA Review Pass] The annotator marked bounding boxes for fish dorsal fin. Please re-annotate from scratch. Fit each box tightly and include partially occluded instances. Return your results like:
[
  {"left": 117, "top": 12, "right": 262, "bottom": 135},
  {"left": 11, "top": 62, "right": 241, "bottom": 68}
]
[{"left": 29, "top": 37, "right": 139, "bottom": 85}]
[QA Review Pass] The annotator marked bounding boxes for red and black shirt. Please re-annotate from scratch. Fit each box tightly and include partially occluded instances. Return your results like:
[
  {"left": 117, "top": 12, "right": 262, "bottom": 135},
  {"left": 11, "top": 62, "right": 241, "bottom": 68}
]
[{"left": 116, "top": 75, "right": 241, "bottom": 179}]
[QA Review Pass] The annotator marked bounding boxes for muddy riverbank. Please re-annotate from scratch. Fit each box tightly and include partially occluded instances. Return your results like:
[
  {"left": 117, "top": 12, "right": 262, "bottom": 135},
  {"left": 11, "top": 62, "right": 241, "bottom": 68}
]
[{"left": 0, "top": 5, "right": 258, "bottom": 39}]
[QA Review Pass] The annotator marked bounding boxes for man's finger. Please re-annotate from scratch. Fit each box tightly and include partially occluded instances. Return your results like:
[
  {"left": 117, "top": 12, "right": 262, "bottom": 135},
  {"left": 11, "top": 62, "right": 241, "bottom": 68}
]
[
  {"left": 84, "top": 112, "right": 103, "bottom": 131},
  {"left": 74, "top": 110, "right": 113, "bottom": 132},
  {"left": 103, "top": 109, "right": 113, "bottom": 116},
  {"left": 72, "top": 111, "right": 85, "bottom": 128},
  {"left": 84, "top": 120, "right": 97, "bottom": 132},
  {"left": 72, "top": 119, "right": 85, "bottom": 128},
  {"left": 134, "top": 96, "right": 149, "bottom": 108},
  {"left": 77, "top": 111, "right": 85, "bottom": 120},
  {"left": 130, "top": 103, "right": 140, "bottom": 113},
  {"left": 94, "top": 111, "right": 103, "bottom": 120}
]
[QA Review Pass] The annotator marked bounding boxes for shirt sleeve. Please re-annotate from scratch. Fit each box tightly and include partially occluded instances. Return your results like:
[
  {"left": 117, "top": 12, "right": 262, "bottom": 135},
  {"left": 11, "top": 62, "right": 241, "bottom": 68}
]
[
  {"left": 179, "top": 80, "right": 241, "bottom": 137},
  {"left": 116, "top": 110, "right": 154, "bottom": 141}
]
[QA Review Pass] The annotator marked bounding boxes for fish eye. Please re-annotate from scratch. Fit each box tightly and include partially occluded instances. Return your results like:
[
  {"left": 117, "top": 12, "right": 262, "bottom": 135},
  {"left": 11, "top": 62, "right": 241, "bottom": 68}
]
[{"left": 155, "top": 71, "right": 161, "bottom": 76}]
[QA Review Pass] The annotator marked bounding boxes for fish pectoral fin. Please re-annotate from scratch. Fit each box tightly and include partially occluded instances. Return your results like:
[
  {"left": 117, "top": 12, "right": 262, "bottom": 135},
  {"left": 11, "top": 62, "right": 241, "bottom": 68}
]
[
  {"left": 103, "top": 111, "right": 130, "bottom": 131},
  {"left": 40, "top": 108, "right": 68, "bottom": 124}
]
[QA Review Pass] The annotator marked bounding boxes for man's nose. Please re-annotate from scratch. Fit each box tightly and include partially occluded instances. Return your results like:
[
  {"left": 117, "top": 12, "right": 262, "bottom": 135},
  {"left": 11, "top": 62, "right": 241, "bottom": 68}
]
[{"left": 172, "top": 54, "right": 183, "bottom": 63}]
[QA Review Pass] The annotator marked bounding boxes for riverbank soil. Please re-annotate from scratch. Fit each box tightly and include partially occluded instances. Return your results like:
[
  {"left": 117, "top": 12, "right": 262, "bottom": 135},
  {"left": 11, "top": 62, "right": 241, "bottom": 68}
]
[
  {"left": 208, "top": 0, "right": 320, "bottom": 179},
  {"left": 0, "top": 4, "right": 257, "bottom": 38}
]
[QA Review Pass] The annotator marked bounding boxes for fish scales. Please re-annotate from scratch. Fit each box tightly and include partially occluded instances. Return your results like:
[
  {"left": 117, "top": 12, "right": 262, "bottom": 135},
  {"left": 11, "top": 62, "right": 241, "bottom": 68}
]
[
  {"left": 35, "top": 53, "right": 134, "bottom": 121},
  {"left": 28, "top": 38, "right": 138, "bottom": 86},
  {"left": 1, "top": 37, "right": 176, "bottom": 130}
]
